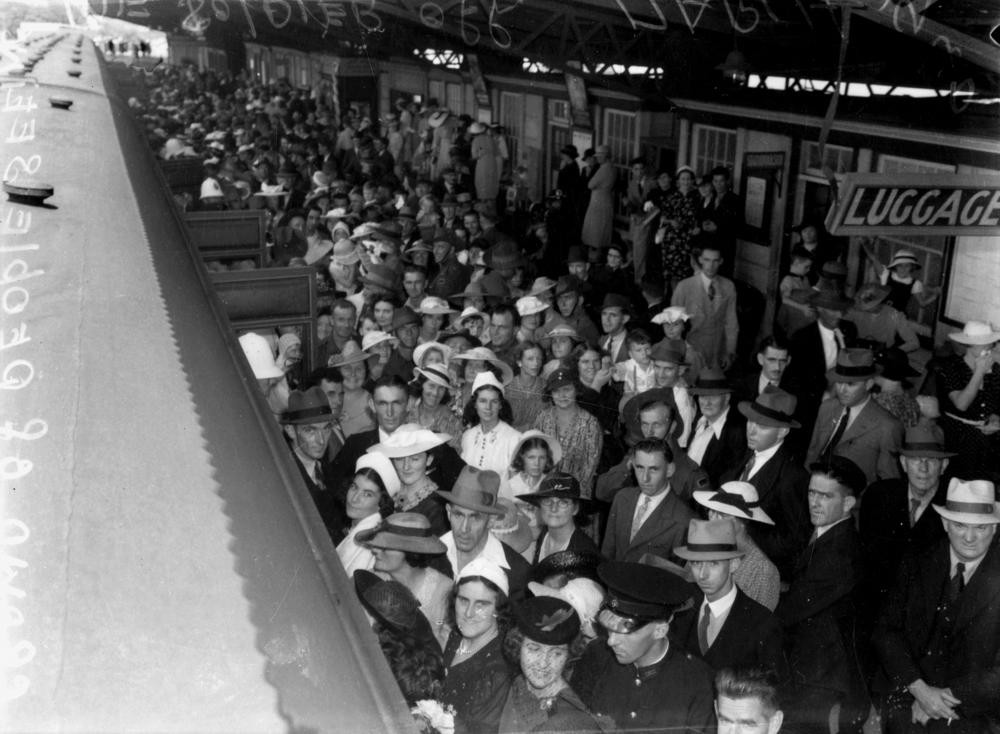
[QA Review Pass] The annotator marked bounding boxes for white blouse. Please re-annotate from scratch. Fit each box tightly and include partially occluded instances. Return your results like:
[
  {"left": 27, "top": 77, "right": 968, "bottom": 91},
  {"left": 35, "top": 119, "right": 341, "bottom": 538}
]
[
  {"left": 336, "top": 512, "right": 382, "bottom": 576},
  {"left": 460, "top": 421, "right": 522, "bottom": 477}
]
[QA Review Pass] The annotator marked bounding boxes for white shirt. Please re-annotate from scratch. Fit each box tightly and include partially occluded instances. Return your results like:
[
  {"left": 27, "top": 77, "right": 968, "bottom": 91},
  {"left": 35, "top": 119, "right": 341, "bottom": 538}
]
[
  {"left": 674, "top": 384, "right": 696, "bottom": 448},
  {"left": 441, "top": 531, "right": 511, "bottom": 578},
  {"left": 746, "top": 441, "right": 782, "bottom": 479},
  {"left": 818, "top": 322, "right": 841, "bottom": 370},
  {"left": 686, "top": 407, "right": 729, "bottom": 466},
  {"left": 460, "top": 421, "right": 522, "bottom": 476},
  {"left": 949, "top": 548, "right": 985, "bottom": 583},
  {"left": 702, "top": 582, "right": 738, "bottom": 648}
]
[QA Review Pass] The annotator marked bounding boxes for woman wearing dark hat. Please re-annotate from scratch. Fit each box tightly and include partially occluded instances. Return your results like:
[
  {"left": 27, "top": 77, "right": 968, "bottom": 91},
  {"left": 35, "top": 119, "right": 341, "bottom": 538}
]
[
  {"left": 533, "top": 369, "right": 602, "bottom": 506},
  {"left": 518, "top": 472, "right": 600, "bottom": 565},
  {"left": 936, "top": 320, "right": 1000, "bottom": 477},
  {"left": 359, "top": 512, "right": 453, "bottom": 649},
  {"left": 873, "top": 346, "right": 922, "bottom": 427},
  {"left": 353, "top": 569, "right": 446, "bottom": 705},
  {"left": 498, "top": 597, "right": 601, "bottom": 734}
]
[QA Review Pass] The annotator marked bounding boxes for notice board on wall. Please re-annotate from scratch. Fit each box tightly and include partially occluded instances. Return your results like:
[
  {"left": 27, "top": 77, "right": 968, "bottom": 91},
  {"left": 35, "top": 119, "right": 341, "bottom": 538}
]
[{"left": 944, "top": 235, "right": 1000, "bottom": 326}]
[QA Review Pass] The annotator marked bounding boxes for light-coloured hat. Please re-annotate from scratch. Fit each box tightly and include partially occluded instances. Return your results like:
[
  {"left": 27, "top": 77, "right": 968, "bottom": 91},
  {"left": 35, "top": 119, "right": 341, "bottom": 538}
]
[
  {"left": 459, "top": 306, "right": 487, "bottom": 324},
  {"left": 674, "top": 518, "right": 746, "bottom": 561},
  {"left": 693, "top": 481, "right": 774, "bottom": 525},
  {"left": 414, "top": 363, "right": 455, "bottom": 391},
  {"left": 516, "top": 295, "right": 549, "bottom": 318},
  {"left": 356, "top": 452, "right": 401, "bottom": 498},
  {"left": 452, "top": 347, "right": 514, "bottom": 385},
  {"left": 325, "top": 206, "right": 349, "bottom": 220},
  {"left": 369, "top": 423, "right": 450, "bottom": 458},
  {"left": 888, "top": 249, "right": 921, "bottom": 270},
  {"left": 528, "top": 578, "right": 605, "bottom": 628},
  {"left": 437, "top": 466, "right": 505, "bottom": 516},
  {"left": 458, "top": 557, "right": 509, "bottom": 596},
  {"left": 511, "top": 429, "right": 563, "bottom": 467},
  {"left": 933, "top": 478, "right": 999, "bottom": 524},
  {"left": 471, "top": 371, "right": 505, "bottom": 396},
  {"left": 328, "top": 340, "right": 378, "bottom": 368},
  {"left": 468, "top": 121, "right": 487, "bottom": 135},
  {"left": 490, "top": 500, "right": 534, "bottom": 554},
  {"left": 651, "top": 306, "right": 691, "bottom": 324},
  {"left": 427, "top": 110, "right": 451, "bottom": 128},
  {"left": 238, "top": 332, "right": 283, "bottom": 379},
  {"left": 362, "top": 330, "right": 397, "bottom": 352},
  {"left": 199, "top": 178, "right": 224, "bottom": 200},
  {"left": 948, "top": 321, "right": 1000, "bottom": 346},
  {"left": 413, "top": 341, "right": 453, "bottom": 369},
  {"left": 537, "top": 323, "right": 582, "bottom": 349},
  {"left": 419, "top": 296, "right": 457, "bottom": 315},
  {"left": 527, "top": 277, "right": 558, "bottom": 298},
  {"left": 330, "top": 238, "right": 360, "bottom": 266},
  {"left": 252, "top": 181, "right": 290, "bottom": 198}
]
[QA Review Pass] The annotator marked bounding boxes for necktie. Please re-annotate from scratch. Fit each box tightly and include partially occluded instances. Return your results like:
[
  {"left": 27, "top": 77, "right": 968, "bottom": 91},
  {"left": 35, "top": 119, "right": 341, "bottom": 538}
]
[
  {"left": 948, "top": 563, "right": 966, "bottom": 602},
  {"left": 739, "top": 454, "right": 756, "bottom": 481},
  {"left": 631, "top": 495, "right": 652, "bottom": 541},
  {"left": 708, "top": 282, "right": 716, "bottom": 301},
  {"left": 314, "top": 468, "right": 326, "bottom": 492},
  {"left": 834, "top": 327, "right": 846, "bottom": 350},
  {"left": 909, "top": 498, "right": 921, "bottom": 527},
  {"left": 820, "top": 409, "right": 850, "bottom": 463},
  {"left": 698, "top": 603, "right": 712, "bottom": 654}
]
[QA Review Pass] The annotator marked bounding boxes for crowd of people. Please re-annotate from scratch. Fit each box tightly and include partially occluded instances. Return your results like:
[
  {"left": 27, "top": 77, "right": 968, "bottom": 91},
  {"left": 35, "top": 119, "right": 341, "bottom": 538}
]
[{"left": 133, "top": 63, "right": 1000, "bottom": 733}]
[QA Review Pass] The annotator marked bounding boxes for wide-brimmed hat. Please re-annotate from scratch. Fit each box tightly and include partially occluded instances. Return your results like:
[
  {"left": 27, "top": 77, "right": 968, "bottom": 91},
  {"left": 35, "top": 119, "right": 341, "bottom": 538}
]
[
  {"left": 452, "top": 347, "right": 514, "bottom": 384},
  {"left": 427, "top": 110, "right": 451, "bottom": 128},
  {"left": 693, "top": 481, "right": 774, "bottom": 525},
  {"left": 413, "top": 341, "right": 453, "bottom": 369},
  {"left": 436, "top": 465, "right": 505, "bottom": 516},
  {"left": 354, "top": 570, "right": 436, "bottom": 643},
  {"left": 458, "top": 305, "right": 487, "bottom": 324},
  {"left": 356, "top": 512, "right": 447, "bottom": 555},
  {"left": 948, "top": 321, "right": 1000, "bottom": 346},
  {"left": 601, "top": 293, "right": 631, "bottom": 314},
  {"left": 418, "top": 296, "right": 457, "bottom": 315},
  {"left": 899, "top": 423, "right": 956, "bottom": 459},
  {"left": 688, "top": 367, "right": 733, "bottom": 396},
  {"left": 826, "top": 348, "right": 877, "bottom": 383},
  {"left": 471, "top": 370, "right": 506, "bottom": 396},
  {"left": 737, "top": 385, "right": 800, "bottom": 429},
  {"left": 238, "top": 332, "right": 284, "bottom": 379},
  {"left": 328, "top": 340, "right": 378, "bottom": 368},
  {"left": 597, "top": 561, "right": 695, "bottom": 625},
  {"left": 554, "top": 274, "right": 582, "bottom": 296},
  {"left": 888, "top": 249, "right": 921, "bottom": 271},
  {"left": 933, "top": 478, "right": 999, "bottom": 525},
  {"left": 369, "top": 423, "right": 450, "bottom": 458},
  {"left": 516, "top": 471, "right": 597, "bottom": 513},
  {"left": 486, "top": 242, "right": 523, "bottom": 272},
  {"left": 362, "top": 330, "right": 397, "bottom": 352},
  {"left": 807, "top": 285, "right": 853, "bottom": 311},
  {"left": 478, "top": 271, "right": 511, "bottom": 301},
  {"left": 559, "top": 144, "right": 579, "bottom": 160},
  {"left": 391, "top": 306, "right": 421, "bottom": 331},
  {"left": 675, "top": 519, "right": 747, "bottom": 562},
  {"left": 468, "top": 121, "right": 487, "bottom": 135},
  {"left": 854, "top": 283, "right": 892, "bottom": 312},
  {"left": 875, "top": 347, "right": 920, "bottom": 385},
  {"left": 511, "top": 429, "right": 563, "bottom": 466},
  {"left": 361, "top": 263, "right": 398, "bottom": 293},
  {"left": 490, "top": 499, "right": 534, "bottom": 554},
  {"left": 650, "top": 339, "right": 687, "bottom": 366},
  {"left": 252, "top": 182, "right": 291, "bottom": 198},
  {"left": 528, "top": 578, "right": 604, "bottom": 630},
  {"left": 413, "top": 363, "right": 455, "bottom": 391},
  {"left": 516, "top": 295, "right": 549, "bottom": 318},
  {"left": 651, "top": 306, "right": 691, "bottom": 325},
  {"left": 538, "top": 323, "right": 582, "bottom": 350},
  {"left": 355, "top": 452, "right": 401, "bottom": 498},
  {"left": 513, "top": 596, "right": 580, "bottom": 645},
  {"left": 528, "top": 277, "right": 558, "bottom": 298},
  {"left": 281, "top": 386, "right": 335, "bottom": 425},
  {"left": 531, "top": 549, "right": 603, "bottom": 585}
]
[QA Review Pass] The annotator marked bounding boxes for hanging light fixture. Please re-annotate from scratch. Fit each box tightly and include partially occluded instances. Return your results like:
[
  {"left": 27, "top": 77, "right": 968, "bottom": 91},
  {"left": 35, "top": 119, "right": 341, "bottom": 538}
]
[{"left": 716, "top": 48, "right": 751, "bottom": 85}]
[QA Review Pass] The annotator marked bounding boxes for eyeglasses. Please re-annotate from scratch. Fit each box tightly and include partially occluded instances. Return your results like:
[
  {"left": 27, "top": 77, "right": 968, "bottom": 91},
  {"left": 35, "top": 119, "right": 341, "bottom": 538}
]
[{"left": 539, "top": 498, "right": 574, "bottom": 510}]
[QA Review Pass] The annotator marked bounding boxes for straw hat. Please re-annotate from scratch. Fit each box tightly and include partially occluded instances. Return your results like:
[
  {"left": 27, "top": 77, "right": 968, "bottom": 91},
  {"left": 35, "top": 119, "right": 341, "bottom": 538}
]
[
  {"left": 413, "top": 341, "right": 454, "bottom": 368},
  {"left": 693, "top": 481, "right": 774, "bottom": 525},
  {"left": 355, "top": 452, "right": 401, "bottom": 498},
  {"left": 674, "top": 519, "right": 745, "bottom": 561},
  {"left": 328, "top": 340, "right": 378, "bottom": 368},
  {"left": 355, "top": 512, "right": 447, "bottom": 555},
  {"left": 510, "top": 429, "right": 563, "bottom": 466},
  {"left": 368, "top": 423, "right": 450, "bottom": 458},
  {"left": 933, "top": 478, "right": 999, "bottom": 525},
  {"left": 490, "top": 499, "right": 534, "bottom": 554},
  {"left": 361, "top": 330, "right": 397, "bottom": 352},
  {"left": 353, "top": 570, "right": 436, "bottom": 643},
  {"left": 948, "top": 321, "right": 1000, "bottom": 346},
  {"left": 516, "top": 295, "right": 549, "bottom": 318},
  {"left": 413, "top": 363, "right": 455, "bottom": 391},
  {"left": 436, "top": 465, "right": 505, "bottom": 516},
  {"left": 452, "top": 347, "right": 514, "bottom": 385},
  {"left": 458, "top": 305, "right": 487, "bottom": 324},
  {"left": 468, "top": 121, "right": 487, "bottom": 135},
  {"left": 419, "top": 296, "right": 457, "bottom": 315},
  {"left": 537, "top": 323, "right": 582, "bottom": 350}
]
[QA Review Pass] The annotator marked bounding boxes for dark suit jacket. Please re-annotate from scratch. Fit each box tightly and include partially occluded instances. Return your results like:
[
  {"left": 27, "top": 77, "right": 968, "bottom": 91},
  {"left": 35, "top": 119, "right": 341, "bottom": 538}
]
[
  {"left": 595, "top": 450, "right": 709, "bottom": 507},
  {"left": 806, "top": 397, "right": 904, "bottom": 484},
  {"left": 673, "top": 587, "right": 786, "bottom": 678},
  {"left": 290, "top": 451, "right": 347, "bottom": 544},
  {"left": 786, "top": 320, "right": 858, "bottom": 440},
  {"left": 601, "top": 486, "right": 694, "bottom": 563},
  {"left": 693, "top": 408, "right": 746, "bottom": 488},
  {"left": 330, "top": 428, "right": 465, "bottom": 496},
  {"left": 778, "top": 520, "right": 866, "bottom": 701},
  {"left": 734, "top": 370, "right": 795, "bottom": 405},
  {"left": 874, "top": 539, "right": 1000, "bottom": 732},
  {"left": 859, "top": 478, "right": 947, "bottom": 605},
  {"left": 721, "top": 443, "right": 811, "bottom": 581},
  {"left": 531, "top": 527, "right": 601, "bottom": 566}
]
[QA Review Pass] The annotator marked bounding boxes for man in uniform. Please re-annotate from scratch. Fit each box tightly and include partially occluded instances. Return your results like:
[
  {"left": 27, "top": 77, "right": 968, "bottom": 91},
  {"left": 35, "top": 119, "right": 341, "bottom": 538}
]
[{"left": 570, "top": 560, "right": 715, "bottom": 732}]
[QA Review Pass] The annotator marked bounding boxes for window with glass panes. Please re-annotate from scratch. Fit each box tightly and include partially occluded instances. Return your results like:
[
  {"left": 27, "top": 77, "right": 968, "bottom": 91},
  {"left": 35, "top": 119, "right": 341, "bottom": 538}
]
[{"left": 692, "top": 125, "right": 737, "bottom": 176}]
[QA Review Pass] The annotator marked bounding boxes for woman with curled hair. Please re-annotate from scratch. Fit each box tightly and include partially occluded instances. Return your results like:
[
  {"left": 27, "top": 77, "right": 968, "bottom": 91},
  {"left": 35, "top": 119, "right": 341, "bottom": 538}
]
[
  {"left": 337, "top": 453, "right": 401, "bottom": 576},
  {"left": 461, "top": 372, "right": 522, "bottom": 477},
  {"left": 442, "top": 559, "right": 516, "bottom": 734},
  {"left": 498, "top": 596, "right": 600, "bottom": 733},
  {"left": 405, "top": 363, "right": 463, "bottom": 449}
]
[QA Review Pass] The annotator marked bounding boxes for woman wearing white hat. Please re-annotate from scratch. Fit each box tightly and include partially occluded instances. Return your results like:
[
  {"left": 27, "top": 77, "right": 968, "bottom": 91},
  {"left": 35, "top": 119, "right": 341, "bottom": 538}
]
[
  {"left": 369, "top": 423, "right": 452, "bottom": 536},
  {"left": 337, "top": 453, "right": 402, "bottom": 576},
  {"left": 937, "top": 321, "right": 1000, "bottom": 477},
  {"left": 461, "top": 372, "right": 523, "bottom": 477},
  {"left": 405, "top": 364, "right": 463, "bottom": 448}
]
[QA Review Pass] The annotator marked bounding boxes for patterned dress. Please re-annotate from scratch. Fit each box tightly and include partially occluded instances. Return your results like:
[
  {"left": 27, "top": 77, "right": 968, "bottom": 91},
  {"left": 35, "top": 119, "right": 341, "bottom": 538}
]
[
  {"left": 656, "top": 189, "right": 699, "bottom": 282},
  {"left": 507, "top": 374, "right": 547, "bottom": 431},
  {"left": 533, "top": 407, "right": 602, "bottom": 498}
]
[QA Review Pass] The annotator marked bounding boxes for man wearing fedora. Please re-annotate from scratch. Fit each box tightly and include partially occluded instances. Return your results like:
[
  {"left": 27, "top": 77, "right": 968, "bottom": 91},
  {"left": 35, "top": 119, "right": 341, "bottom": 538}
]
[
  {"left": 554, "top": 275, "right": 600, "bottom": 347},
  {"left": 686, "top": 367, "right": 747, "bottom": 487},
  {"left": 806, "top": 347, "right": 904, "bottom": 485},
  {"left": 670, "top": 519, "right": 785, "bottom": 677},
  {"left": 382, "top": 306, "right": 421, "bottom": 381},
  {"left": 670, "top": 244, "right": 739, "bottom": 371},
  {"left": 426, "top": 232, "right": 471, "bottom": 300},
  {"left": 570, "top": 560, "right": 715, "bottom": 732},
  {"left": 873, "top": 478, "right": 1000, "bottom": 733},
  {"left": 601, "top": 437, "right": 696, "bottom": 564},
  {"left": 778, "top": 456, "right": 869, "bottom": 734},
  {"left": 281, "top": 386, "right": 347, "bottom": 543},
  {"left": 435, "top": 466, "right": 531, "bottom": 602},
  {"left": 722, "top": 386, "right": 811, "bottom": 581},
  {"left": 617, "top": 339, "right": 697, "bottom": 447}
]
